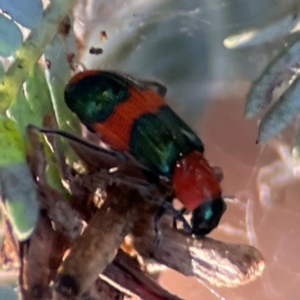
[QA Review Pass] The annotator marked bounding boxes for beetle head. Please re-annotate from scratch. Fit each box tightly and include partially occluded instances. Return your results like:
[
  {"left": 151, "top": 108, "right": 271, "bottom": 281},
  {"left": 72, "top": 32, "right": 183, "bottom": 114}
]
[{"left": 172, "top": 151, "right": 226, "bottom": 235}]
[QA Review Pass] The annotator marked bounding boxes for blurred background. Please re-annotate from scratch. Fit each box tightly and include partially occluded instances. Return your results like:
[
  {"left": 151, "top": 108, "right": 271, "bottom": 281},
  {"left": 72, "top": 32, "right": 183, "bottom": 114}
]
[
  {"left": 75, "top": 1, "right": 300, "bottom": 299},
  {"left": 2, "top": 0, "right": 300, "bottom": 299}
]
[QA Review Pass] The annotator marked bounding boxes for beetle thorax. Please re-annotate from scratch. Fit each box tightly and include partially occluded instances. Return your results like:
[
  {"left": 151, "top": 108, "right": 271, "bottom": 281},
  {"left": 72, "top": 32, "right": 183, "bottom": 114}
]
[{"left": 172, "top": 151, "right": 221, "bottom": 210}]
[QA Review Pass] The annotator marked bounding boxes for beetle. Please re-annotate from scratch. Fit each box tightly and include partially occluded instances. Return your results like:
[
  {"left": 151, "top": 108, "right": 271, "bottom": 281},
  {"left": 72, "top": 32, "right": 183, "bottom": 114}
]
[{"left": 64, "top": 70, "right": 226, "bottom": 236}]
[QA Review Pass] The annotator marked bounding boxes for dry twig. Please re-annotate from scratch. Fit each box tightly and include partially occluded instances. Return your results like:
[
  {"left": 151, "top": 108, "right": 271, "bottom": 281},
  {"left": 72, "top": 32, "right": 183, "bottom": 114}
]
[{"left": 3, "top": 126, "right": 265, "bottom": 300}]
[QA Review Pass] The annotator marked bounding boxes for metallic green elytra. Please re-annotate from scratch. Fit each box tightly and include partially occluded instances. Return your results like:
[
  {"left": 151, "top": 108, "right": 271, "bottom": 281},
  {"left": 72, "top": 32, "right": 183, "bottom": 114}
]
[
  {"left": 130, "top": 106, "right": 204, "bottom": 175},
  {"left": 65, "top": 71, "right": 130, "bottom": 129},
  {"left": 64, "top": 70, "right": 204, "bottom": 176}
]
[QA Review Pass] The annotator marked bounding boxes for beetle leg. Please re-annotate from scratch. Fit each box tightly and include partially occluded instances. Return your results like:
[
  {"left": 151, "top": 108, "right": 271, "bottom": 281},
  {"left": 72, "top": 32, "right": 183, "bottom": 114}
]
[
  {"left": 148, "top": 196, "right": 192, "bottom": 234},
  {"left": 152, "top": 206, "right": 165, "bottom": 255},
  {"left": 169, "top": 207, "right": 191, "bottom": 233},
  {"left": 172, "top": 208, "right": 187, "bottom": 230}
]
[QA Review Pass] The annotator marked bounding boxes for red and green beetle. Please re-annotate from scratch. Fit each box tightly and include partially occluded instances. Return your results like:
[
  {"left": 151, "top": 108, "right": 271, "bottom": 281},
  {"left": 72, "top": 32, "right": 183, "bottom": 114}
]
[{"left": 64, "top": 70, "right": 226, "bottom": 236}]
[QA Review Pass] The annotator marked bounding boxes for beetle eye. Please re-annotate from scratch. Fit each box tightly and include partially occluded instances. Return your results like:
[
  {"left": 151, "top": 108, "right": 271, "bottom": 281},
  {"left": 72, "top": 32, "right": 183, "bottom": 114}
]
[{"left": 191, "top": 197, "right": 226, "bottom": 236}]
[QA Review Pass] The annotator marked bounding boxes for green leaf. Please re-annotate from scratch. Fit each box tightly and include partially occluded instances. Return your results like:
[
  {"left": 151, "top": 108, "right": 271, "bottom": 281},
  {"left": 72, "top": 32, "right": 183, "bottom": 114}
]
[
  {"left": 0, "top": 117, "right": 26, "bottom": 166},
  {"left": 7, "top": 88, "right": 34, "bottom": 138},
  {"left": 44, "top": 34, "right": 80, "bottom": 134},
  {"left": 0, "top": 117, "right": 39, "bottom": 241},
  {"left": 257, "top": 76, "right": 300, "bottom": 143},
  {"left": 25, "top": 63, "right": 53, "bottom": 125},
  {"left": 0, "top": 0, "right": 77, "bottom": 113}
]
